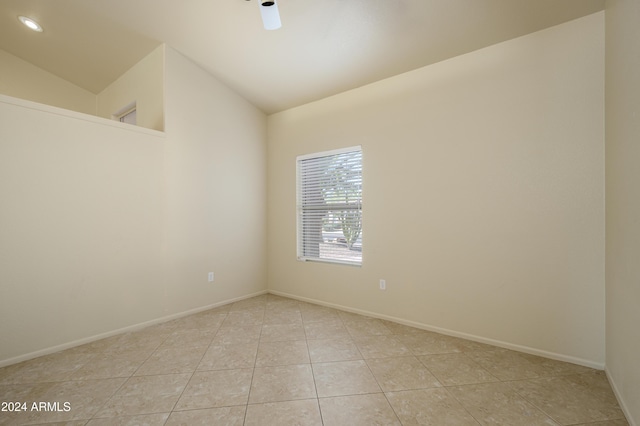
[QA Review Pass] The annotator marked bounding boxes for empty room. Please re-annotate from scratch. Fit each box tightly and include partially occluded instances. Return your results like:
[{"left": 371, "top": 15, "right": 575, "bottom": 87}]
[{"left": 0, "top": 0, "right": 638, "bottom": 425}]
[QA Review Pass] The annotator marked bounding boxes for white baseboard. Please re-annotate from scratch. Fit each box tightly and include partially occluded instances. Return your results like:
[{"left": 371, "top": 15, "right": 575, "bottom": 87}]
[
  {"left": 268, "top": 289, "right": 605, "bottom": 370},
  {"left": 605, "top": 367, "right": 637, "bottom": 426},
  {"left": 0, "top": 290, "right": 268, "bottom": 368}
]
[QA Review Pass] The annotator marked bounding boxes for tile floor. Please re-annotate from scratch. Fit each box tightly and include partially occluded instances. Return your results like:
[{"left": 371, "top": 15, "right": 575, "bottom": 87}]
[{"left": 0, "top": 294, "right": 629, "bottom": 425}]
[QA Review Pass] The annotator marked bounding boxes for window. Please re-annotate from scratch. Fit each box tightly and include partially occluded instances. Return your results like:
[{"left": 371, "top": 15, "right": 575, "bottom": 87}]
[
  {"left": 297, "top": 146, "right": 362, "bottom": 265},
  {"left": 113, "top": 101, "right": 137, "bottom": 126},
  {"left": 118, "top": 108, "right": 137, "bottom": 125}
]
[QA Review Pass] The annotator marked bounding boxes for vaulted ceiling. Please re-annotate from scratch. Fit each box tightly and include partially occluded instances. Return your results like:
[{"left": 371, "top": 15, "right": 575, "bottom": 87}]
[{"left": 0, "top": 0, "right": 604, "bottom": 114}]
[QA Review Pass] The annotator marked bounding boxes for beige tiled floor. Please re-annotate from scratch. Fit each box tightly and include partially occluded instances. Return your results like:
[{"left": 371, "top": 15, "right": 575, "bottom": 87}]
[{"left": 0, "top": 294, "right": 629, "bottom": 425}]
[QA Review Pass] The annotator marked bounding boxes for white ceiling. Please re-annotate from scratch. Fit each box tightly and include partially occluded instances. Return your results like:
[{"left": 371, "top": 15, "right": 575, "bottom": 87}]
[{"left": 0, "top": 0, "right": 604, "bottom": 114}]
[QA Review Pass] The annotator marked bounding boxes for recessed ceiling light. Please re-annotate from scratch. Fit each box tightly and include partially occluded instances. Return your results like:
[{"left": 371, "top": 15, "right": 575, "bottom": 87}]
[{"left": 18, "top": 16, "right": 43, "bottom": 32}]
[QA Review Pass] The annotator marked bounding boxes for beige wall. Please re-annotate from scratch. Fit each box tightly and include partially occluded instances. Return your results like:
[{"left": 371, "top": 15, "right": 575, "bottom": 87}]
[
  {"left": 162, "top": 47, "right": 267, "bottom": 313},
  {"left": 0, "top": 49, "right": 96, "bottom": 115},
  {"left": 605, "top": 0, "right": 640, "bottom": 424},
  {"left": 0, "top": 97, "right": 165, "bottom": 362},
  {"left": 0, "top": 44, "right": 164, "bottom": 130},
  {"left": 0, "top": 46, "right": 266, "bottom": 365},
  {"left": 267, "top": 13, "right": 605, "bottom": 366},
  {"left": 97, "top": 45, "right": 164, "bottom": 131}
]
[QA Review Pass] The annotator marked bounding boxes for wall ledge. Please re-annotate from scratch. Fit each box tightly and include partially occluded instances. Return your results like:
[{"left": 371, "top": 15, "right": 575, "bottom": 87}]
[{"left": 0, "top": 94, "right": 165, "bottom": 138}]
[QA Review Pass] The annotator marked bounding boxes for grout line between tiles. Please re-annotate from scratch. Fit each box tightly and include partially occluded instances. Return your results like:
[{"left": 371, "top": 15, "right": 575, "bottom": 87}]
[{"left": 1, "top": 295, "right": 627, "bottom": 426}]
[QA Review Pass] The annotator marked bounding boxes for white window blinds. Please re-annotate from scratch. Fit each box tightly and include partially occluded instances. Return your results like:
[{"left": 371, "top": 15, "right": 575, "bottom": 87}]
[{"left": 296, "top": 146, "right": 362, "bottom": 265}]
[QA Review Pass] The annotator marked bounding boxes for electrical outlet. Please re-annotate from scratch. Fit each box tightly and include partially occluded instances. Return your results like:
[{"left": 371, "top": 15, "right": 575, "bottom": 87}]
[
  {"left": 208, "top": 272, "right": 214, "bottom": 282},
  {"left": 379, "top": 279, "right": 386, "bottom": 290}
]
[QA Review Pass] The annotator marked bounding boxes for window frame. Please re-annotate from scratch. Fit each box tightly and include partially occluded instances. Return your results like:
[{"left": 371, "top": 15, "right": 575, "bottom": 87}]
[
  {"left": 296, "top": 145, "right": 363, "bottom": 266},
  {"left": 112, "top": 101, "right": 137, "bottom": 126}
]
